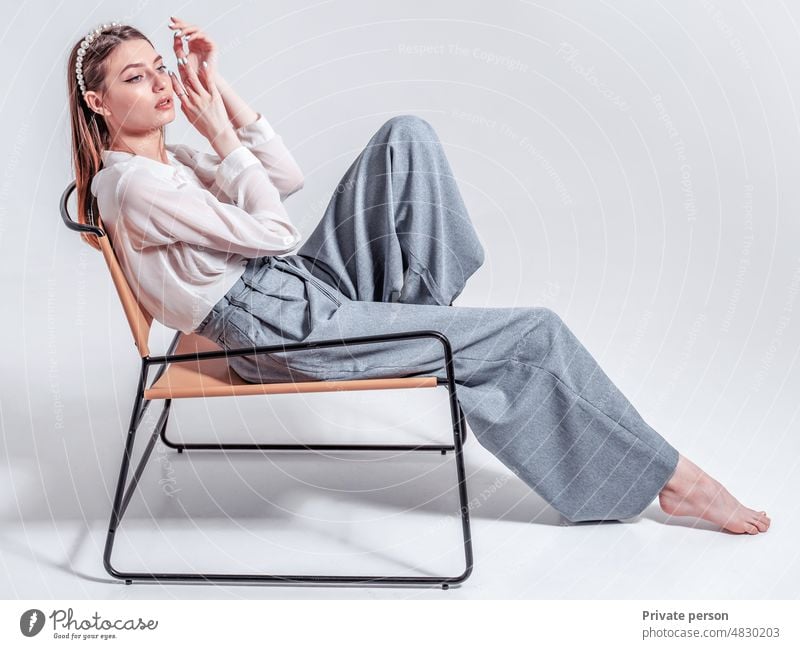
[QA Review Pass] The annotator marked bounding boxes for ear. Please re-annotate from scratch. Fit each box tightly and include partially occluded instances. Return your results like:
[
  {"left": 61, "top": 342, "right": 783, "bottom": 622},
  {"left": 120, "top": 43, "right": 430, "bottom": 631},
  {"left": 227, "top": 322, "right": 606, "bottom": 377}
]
[{"left": 84, "top": 91, "right": 110, "bottom": 117}]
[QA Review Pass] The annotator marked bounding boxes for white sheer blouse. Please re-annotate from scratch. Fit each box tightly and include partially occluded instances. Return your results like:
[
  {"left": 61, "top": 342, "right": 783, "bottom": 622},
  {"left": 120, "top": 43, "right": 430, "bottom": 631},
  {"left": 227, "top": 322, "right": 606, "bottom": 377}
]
[{"left": 90, "top": 113, "right": 304, "bottom": 334}]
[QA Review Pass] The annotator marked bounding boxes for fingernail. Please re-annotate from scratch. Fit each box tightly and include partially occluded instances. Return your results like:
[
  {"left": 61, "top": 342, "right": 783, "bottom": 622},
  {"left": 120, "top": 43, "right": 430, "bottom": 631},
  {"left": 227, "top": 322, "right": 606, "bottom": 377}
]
[
  {"left": 202, "top": 61, "right": 208, "bottom": 68},
  {"left": 172, "top": 29, "right": 181, "bottom": 37}
]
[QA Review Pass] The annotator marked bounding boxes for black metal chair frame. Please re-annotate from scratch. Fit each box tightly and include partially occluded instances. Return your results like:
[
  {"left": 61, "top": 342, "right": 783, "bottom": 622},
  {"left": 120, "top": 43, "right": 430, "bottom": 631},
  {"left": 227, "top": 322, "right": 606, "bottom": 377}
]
[{"left": 60, "top": 181, "right": 474, "bottom": 589}]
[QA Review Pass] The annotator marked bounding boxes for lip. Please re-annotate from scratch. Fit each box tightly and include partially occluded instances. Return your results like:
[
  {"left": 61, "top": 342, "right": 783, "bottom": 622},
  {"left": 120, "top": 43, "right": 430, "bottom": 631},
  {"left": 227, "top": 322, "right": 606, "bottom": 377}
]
[{"left": 155, "top": 97, "right": 172, "bottom": 109}]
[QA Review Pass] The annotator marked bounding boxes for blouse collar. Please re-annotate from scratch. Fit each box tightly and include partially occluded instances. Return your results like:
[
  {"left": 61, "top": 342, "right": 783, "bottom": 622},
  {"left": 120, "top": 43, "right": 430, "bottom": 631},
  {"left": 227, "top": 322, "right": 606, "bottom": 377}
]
[{"left": 100, "top": 146, "right": 180, "bottom": 179}]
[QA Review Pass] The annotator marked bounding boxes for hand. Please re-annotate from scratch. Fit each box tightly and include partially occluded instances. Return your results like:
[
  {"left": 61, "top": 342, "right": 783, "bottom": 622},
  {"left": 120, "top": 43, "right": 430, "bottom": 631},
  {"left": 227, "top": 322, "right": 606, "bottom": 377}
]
[
  {"left": 168, "top": 16, "right": 219, "bottom": 85},
  {"left": 168, "top": 44, "right": 232, "bottom": 151}
]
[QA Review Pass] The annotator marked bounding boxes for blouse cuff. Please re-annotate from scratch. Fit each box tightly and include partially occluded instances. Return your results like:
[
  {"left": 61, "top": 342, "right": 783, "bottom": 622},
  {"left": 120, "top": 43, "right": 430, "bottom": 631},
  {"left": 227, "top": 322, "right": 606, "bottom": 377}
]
[
  {"left": 214, "top": 146, "right": 261, "bottom": 197},
  {"left": 234, "top": 112, "right": 277, "bottom": 148}
]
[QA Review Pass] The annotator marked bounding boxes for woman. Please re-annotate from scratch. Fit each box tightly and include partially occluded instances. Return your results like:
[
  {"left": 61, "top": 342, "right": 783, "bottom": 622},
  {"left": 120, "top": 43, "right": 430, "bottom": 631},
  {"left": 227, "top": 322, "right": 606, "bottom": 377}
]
[{"left": 68, "top": 18, "right": 770, "bottom": 533}]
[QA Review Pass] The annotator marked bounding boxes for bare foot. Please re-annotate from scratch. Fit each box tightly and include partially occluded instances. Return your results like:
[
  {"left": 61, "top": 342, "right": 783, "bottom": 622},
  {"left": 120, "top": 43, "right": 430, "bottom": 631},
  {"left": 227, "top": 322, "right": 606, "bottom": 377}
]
[{"left": 658, "top": 454, "right": 771, "bottom": 534}]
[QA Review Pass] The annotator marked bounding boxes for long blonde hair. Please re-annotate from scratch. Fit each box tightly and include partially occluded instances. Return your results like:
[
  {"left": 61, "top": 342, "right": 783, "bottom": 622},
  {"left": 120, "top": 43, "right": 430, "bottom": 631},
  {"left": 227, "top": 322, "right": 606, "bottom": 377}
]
[{"left": 67, "top": 23, "right": 164, "bottom": 251}]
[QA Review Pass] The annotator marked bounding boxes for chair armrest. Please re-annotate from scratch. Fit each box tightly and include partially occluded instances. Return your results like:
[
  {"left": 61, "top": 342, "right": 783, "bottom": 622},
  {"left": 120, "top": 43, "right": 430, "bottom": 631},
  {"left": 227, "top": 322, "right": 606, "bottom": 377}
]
[{"left": 147, "top": 330, "right": 456, "bottom": 377}]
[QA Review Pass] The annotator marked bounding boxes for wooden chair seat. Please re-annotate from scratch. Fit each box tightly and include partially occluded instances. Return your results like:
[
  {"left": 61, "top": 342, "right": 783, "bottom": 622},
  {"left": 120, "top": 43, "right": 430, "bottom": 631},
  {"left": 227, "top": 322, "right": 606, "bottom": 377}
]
[{"left": 144, "top": 332, "right": 438, "bottom": 400}]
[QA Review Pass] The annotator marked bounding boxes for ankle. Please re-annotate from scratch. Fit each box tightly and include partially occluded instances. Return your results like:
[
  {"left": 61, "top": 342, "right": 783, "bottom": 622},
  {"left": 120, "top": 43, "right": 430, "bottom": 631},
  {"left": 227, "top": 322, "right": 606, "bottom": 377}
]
[{"left": 660, "top": 455, "right": 688, "bottom": 494}]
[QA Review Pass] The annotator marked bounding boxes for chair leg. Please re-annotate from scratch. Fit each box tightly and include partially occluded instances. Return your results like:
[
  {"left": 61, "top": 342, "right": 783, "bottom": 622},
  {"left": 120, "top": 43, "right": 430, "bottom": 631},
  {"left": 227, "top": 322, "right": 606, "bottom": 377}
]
[{"left": 104, "top": 377, "right": 474, "bottom": 588}]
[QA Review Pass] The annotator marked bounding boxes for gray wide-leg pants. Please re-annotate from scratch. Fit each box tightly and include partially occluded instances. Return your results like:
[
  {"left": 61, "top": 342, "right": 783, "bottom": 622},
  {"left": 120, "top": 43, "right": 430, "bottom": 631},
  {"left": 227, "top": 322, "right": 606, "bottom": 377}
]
[{"left": 195, "top": 114, "right": 680, "bottom": 523}]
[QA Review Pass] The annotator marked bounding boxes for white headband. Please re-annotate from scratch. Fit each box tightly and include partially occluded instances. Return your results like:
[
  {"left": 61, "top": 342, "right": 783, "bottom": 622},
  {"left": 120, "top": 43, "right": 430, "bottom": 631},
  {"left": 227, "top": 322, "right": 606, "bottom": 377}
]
[{"left": 75, "top": 21, "right": 122, "bottom": 100}]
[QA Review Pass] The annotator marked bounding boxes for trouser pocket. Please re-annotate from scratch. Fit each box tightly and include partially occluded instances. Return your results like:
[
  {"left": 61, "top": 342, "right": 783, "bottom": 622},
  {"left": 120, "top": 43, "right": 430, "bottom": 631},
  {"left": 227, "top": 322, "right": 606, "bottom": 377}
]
[{"left": 271, "top": 256, "right": 344, "bottom": 307}]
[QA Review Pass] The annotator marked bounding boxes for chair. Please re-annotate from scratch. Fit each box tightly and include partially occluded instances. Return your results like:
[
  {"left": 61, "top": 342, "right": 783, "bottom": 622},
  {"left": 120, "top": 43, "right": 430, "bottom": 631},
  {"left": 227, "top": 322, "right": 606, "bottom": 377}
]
[{"left": 59, "top": 180, "right": 474, "bottom": 589}]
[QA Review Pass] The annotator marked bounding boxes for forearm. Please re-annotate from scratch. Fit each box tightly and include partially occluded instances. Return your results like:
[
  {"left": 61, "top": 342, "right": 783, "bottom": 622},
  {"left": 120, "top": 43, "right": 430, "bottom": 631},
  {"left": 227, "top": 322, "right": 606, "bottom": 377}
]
[
  {"left": 215, "top": 73, "right": 260, "bottom": 130},
  {"left": 209, "top": 126, "right": 242, "bottom": 161}
]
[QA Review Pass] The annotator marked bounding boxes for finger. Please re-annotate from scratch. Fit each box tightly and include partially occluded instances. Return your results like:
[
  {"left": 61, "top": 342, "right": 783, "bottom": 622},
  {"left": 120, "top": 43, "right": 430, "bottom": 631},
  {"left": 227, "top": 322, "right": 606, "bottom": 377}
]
[
  {"left": 168, "top": 19, "right": 205, "bottom": 48},
  {"left": 168, "top": 69, "right": 186, "bottom": 95},
  {"left": 169, "top": 19, "right": 198, "bottom": 35},
  {"left": 168, "top": 70, "right": 191, "bottom": 106},
  {"left": 170, "top": 20, "right": 211, "bottom": 53},
  {"left": 179, "top": 55, "right": 206, "bottom": 96},
  {"left": 173, "top": 33, "right": 199, "bottom": 94},
  {"left": 201, "top": 54, "right": 217, "bottom": 76},
  {"left": 171, "top": 25, "right": 199, "bottom": 40},
  {"left": 188, "top": 33, "right": 217, "bottom": 70},
  {"left": 197, "top": 59, "right": 218, "bottom": 95},
  {"left": 180, "top": 26, "right": 200, "bottom": 40},
  {"left": 194, "top": 57, "right": 216, "bottom": 95},
  {"left": 195, "top": 59, "right": 208, "bottom": 93},
  {"left": 175, "top": 59, "right": 198, "bottom": 97},
  {"left": 172, "top": 28, "right": 188, "bottom": 60},
  {"left": 174, "top": 56, "right": 195, "bottom": 96}
]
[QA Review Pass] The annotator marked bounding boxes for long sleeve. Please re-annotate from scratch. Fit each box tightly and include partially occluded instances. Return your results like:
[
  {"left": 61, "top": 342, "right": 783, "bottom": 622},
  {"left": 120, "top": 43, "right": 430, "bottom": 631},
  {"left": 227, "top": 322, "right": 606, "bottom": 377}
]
[
  {"left": 117, "top": 145, "right": 303, "bottom": 258},
  {"left": 169, "top": 113, "right": 304, "bottom": 202}
]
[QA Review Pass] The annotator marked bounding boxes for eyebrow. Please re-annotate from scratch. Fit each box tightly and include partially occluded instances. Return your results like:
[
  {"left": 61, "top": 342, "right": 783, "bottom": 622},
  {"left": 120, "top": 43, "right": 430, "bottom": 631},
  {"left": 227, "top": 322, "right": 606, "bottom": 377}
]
[{"left": 119, "top": 55, "right": 163, "bottom": 77}]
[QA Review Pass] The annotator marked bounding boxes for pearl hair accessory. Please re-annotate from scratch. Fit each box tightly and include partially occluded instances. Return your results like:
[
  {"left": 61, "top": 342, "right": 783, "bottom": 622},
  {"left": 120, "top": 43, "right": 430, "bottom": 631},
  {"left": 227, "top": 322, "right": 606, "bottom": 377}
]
[{"left": 75, "top": 21, "right": 121, "bottom": 99}]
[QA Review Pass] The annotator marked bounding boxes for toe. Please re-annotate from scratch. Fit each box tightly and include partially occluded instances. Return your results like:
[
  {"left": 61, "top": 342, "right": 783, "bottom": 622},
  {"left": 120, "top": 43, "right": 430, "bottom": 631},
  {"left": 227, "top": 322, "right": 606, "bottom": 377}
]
[{"left": 744, "top": 522, "right": 759, "bottom": 534}]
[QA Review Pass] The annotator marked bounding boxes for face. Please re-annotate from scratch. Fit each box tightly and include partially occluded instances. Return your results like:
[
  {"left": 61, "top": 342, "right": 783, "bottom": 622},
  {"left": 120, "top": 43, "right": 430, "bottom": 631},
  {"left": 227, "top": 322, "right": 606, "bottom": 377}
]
[{"left": 84, "top": 38, "right": 174, "bottom": 138}]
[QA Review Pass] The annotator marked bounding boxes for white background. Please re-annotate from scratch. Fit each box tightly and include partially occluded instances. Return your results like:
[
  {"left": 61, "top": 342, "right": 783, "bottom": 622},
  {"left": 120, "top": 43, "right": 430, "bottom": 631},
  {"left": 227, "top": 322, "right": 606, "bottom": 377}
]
[{"left": 0, "top": 0, "right": 797, "bottom": 599}]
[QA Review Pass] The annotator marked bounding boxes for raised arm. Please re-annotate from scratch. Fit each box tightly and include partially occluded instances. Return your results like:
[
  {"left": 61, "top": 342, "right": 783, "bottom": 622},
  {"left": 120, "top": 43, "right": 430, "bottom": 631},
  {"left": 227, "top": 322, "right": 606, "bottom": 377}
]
[
  {"left": 167, "top": 16, "right": 305, "bottom": 201},
  {"left": 169, "top": 110, "right": 305, "bottom": 203},
  {"left": 118, "top": 145, "right": 302, "bottom": 257}
]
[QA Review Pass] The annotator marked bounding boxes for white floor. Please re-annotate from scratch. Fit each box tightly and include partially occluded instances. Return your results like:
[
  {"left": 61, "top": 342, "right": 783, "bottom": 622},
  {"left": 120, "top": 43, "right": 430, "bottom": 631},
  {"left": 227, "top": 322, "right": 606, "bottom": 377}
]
[{"left": 2, "top": 384, "right": 797, "bottom": 599}]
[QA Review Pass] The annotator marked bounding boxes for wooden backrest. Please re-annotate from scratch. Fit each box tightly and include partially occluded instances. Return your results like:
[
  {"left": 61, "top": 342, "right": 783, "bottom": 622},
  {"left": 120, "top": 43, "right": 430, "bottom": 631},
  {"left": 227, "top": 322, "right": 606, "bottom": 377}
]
[
  {"left": 95, "top": 214, "right": 154, "bottom": 358},
  {"left": 60, "top": 181, "right": 153, "bottom": 358}
]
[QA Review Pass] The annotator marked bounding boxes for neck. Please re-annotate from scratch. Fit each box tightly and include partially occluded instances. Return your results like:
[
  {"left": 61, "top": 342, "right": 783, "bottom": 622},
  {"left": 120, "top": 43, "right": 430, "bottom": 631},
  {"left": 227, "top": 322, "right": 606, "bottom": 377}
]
[{"left": 108, "top": 127, "right": 167, "bottom": 164}]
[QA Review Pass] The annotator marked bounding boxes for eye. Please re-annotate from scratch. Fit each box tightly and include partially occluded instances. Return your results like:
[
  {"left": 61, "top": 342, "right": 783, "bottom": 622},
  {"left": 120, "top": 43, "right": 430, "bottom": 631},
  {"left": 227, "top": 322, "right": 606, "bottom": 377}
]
[{"left": 126, "top": 64, "right": 168, "bottom": 82}]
